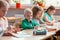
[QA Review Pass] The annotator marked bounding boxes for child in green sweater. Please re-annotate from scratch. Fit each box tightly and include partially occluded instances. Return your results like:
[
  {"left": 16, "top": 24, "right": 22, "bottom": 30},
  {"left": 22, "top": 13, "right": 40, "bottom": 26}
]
[{"left": 21, "top": 8, "right": 37, "bottom": 30}]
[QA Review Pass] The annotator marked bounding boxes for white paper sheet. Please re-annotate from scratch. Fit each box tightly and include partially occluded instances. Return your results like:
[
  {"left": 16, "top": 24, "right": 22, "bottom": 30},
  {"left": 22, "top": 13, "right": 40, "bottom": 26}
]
[{"left": 9, "top": 31, "right": 32, "bottom": 38}]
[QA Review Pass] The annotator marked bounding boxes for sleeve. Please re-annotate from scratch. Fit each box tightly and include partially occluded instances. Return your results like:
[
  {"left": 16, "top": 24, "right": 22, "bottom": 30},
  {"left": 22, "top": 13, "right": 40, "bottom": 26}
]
[
  {"left": 6, "top": 18, "right": 8, "bottom": 28},
  {"left": 33, "top": 20, "right": 40, "bottom": 27},
  {"left": 21, "top": 21, "right": 34, "bottom": 30},
  {"left": 51, "top": 15, "right": 55, "bottom": 22},
  {"left": 4, "top": 17, "right": 8, "bottom": 30},
  {"left": 44, "top": 13, "right": 48, "bottom": 17}
]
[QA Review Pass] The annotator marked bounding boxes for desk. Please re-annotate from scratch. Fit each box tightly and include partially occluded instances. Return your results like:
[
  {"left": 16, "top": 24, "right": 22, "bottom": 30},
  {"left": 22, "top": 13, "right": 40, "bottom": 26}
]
[
  {"left": 0, "top": 30, "right": 56, "bottom": 40},
  {"left": 1, "top": 22, "right": 60, "bottom": 40}
]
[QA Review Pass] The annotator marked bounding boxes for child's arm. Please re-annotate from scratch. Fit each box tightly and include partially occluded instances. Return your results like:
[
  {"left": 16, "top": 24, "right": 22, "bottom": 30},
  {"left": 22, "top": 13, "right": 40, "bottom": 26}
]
[
  {"left": 5, "top": 19, "right": 8, "bottom": 30},
  {"left": 44, "top": 16, "right": 54, "bottom": 26},
  {"left": 3, "top": 17, "right": 8, "bottom": 30},
  {"left": 39, "top": 19, "right": 45, "bottom": 24},
  {"left": 21, "top": 21, "right": 34, "bottom": 30},
  {"left": 52, "top": 15, "right": 55, "bottom": 22},
  {"left": 44, "top": 16, "right": 52, "bottom": 23}
]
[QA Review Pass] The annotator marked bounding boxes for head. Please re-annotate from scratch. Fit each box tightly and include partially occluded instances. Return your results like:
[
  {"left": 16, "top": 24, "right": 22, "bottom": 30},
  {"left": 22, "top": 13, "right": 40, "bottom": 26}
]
[
  {"left": 32, "top": 6, "right": 43, "bottom": 19},
  {"left": 46, "top": 6, "right": 56, "bottom": 15},
  {"left": 24, "top": 8, "right": 33, "bottom": 21},
  {"left": 0, "top": 0, "right": 9, "bottom": 17}
]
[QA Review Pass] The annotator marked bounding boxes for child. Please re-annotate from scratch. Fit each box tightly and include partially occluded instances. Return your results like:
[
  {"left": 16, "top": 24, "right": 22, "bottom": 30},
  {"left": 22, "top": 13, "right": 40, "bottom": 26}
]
[
  {"left": 21, "top": 8, "right": 37, "bottom": 30},
  {"left": 43, "top": 6, "right": 56, "bottom": 24},
  {"left": 0, "top": 0, "right": 9, "bottom": 36},
  {"left": 32, "top": 6, "right": 43, "bottom": 27}
]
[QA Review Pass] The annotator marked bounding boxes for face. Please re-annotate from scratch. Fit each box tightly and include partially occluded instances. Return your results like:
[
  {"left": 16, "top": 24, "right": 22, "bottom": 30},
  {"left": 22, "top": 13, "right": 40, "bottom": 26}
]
[
  {"left": 24, "top": 12, "right": 33, "bottom": 21},
  {"left": 0, "top": 7, "right": 8, "bottom": 17},
  {"left": 36, "top": 11, "right": 43, "bottom": 19},
  {"left": 48, "top": 10, "right": 56, "bottom": 15}
]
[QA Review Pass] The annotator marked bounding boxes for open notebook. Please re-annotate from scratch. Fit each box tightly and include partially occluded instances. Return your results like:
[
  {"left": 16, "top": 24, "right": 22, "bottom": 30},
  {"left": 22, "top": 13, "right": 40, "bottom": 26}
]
[{"left": 8, "top": 31, "right": 32, "bottom": 38}]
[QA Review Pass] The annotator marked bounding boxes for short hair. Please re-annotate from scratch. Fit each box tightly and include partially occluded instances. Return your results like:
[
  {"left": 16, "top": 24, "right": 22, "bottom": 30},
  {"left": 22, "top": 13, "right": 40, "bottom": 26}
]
[
  {"left": 0, "top": 0, "right": 9, "bottom": 8},
  {"left": 24, "top": 8, "right": 33, "bottom": 14},
  {"left": 32, "top": 6, "right": 43, "bottom": 17}
]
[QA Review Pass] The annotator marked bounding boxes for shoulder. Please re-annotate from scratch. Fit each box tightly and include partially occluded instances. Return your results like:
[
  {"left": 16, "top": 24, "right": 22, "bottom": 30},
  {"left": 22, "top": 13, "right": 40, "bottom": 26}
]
[
  {"left": 31, "top": 19, "right": 35, "bottom": 22},
  {"left": 32, "top": 18, "right": 36, "bottom": 22},
  {"left": 3, "top": 17, "right": 8, "bottom": 20},
  {"left": 44, "top": 12, "right": 48, "bottom": 16},
  {"left": 22, "top": 19, "right": 27, "bottom": 23},
  {"left": 44, "top": 12, "right": 48, "bottom": 15}
]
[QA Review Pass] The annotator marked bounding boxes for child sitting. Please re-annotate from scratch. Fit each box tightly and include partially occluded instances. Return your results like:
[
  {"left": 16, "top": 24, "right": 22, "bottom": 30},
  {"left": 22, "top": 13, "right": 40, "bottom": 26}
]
[
  {"left": 0, "top": 0, "right": 9, "bottom": 36},
  {"left": 32, "top": 6, "right": 43, "bottom": 27},
  {"left": 21, "top": 8, "right": 38, "bottom": 30},
  {"left": 43, "top": 6, "right": 56, "bottom": 25}
]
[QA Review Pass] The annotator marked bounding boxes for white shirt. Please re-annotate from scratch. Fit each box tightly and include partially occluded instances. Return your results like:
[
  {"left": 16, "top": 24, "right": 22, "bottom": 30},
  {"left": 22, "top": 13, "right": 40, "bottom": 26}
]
[{"left": 0, "top": 17, "right": 8, "bottom": 31}]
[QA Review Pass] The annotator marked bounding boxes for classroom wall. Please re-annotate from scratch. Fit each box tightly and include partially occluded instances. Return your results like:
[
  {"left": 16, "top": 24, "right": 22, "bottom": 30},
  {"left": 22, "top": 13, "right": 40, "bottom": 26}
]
[
  {"left": 6, "top": 8, "right": 60, "bottom": 26},
  {"left": 6, "top": 9, "right": 60, "bottom": 20},
  {"left": 55, "top": 9, "right": 60, "bottom": 15},
  {"left": 6, "top": 9, "right": 24, "bottom": 17}
]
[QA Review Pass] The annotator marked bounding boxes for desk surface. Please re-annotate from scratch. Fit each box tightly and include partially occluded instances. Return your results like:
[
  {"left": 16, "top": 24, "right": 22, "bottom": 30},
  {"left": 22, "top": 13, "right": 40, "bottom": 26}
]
[
  {"left": 0, "top": 30, "right": 56, "bottom": 40},
  {"left": 1, "top": 22, "right": 60, "bottom": 40}
]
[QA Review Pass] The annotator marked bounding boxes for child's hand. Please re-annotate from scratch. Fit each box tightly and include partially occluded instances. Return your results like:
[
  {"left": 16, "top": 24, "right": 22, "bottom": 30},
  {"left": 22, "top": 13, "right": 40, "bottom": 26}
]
[
  {"left": 10, "top": 28, "right": 17, "bottom": 33},
  {"left": 10, "top": 28, "right": 22, "bottom": 33},
  {"left": 4, "top": 29, "right": 9, "bottom": 33},
  {"left": 15, "top": 28, "right": 22, "bottom": 32},
  {"left": 46, "top": 22, "right": 54, "bottom": 26},
  {"left": 3, "top": 29, "right": 11, "bottom": 36}
]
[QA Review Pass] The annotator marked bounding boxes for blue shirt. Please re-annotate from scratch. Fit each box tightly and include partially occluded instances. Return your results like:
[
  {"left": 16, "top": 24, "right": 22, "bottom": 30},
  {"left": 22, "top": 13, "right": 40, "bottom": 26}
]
[
  {"left": 43, "top": 12, "right": 53, "bottom": 22},
  {"left": 32, "top": 18, "right": 40, "bottom": 27}
]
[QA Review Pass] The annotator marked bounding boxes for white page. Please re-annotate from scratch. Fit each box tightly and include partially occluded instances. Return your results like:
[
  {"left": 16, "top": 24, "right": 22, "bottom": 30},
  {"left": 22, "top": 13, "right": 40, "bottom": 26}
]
[{"left": 8, "top": 31, "right": 32, "bottom": 38}]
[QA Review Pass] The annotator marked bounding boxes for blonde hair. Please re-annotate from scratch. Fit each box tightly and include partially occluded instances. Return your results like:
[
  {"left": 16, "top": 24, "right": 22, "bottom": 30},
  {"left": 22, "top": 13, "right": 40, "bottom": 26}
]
[
  {"left": 24, "top": 8, "right": 33, "bottom": 14},
  {"left": 0, "top": 0, "right": 9, "bottom": 8}
]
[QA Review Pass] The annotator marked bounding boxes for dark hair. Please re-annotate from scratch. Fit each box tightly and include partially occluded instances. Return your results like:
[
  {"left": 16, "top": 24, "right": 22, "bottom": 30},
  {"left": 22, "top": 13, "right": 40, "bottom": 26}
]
[
  {"left": 32, "top": 6, "right": 43, "bottom": 17},
  {"left": 46, "top": 6, "right": 55, "bottom": 12}
]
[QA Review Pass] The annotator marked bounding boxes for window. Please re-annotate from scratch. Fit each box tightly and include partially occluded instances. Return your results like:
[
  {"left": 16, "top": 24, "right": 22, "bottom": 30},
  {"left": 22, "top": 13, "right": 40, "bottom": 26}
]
[
  {"left": 45, "top": 0, "right": 60, "bottom": 8},
  {"left": 10, "top": 0, "right": 33, "bottom": 6},
  {"left": 9, "top": 0, "right": 60, "bottom": 9},
  {"left": 20, "top": 0, "right": 32, "bottom": 5}
]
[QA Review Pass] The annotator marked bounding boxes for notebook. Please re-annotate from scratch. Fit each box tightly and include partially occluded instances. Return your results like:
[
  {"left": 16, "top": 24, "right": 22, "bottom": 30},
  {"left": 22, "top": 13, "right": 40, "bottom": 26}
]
[{"left": 8, "top": 31, "right": 32, "bottom": 38}]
